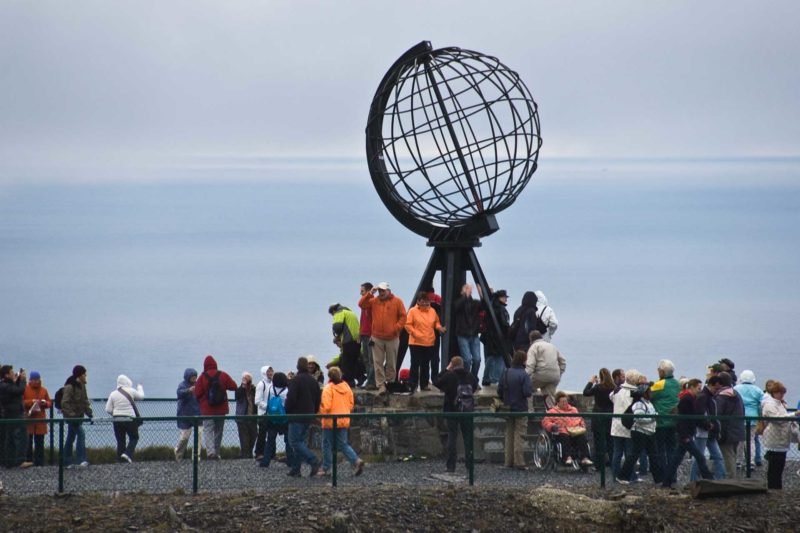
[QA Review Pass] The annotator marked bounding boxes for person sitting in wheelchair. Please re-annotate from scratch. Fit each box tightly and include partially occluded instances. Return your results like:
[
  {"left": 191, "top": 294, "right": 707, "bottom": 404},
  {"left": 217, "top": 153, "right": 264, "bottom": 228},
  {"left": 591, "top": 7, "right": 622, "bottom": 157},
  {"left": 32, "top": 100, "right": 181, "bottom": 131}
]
[{"left": 541, "top": 391, "right": 593, "bottom": 467}]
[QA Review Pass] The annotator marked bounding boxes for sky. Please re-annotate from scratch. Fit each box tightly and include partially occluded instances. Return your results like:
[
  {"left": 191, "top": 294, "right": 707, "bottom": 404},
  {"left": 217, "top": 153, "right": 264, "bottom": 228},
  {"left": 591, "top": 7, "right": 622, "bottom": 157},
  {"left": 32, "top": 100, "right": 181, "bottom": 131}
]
[{"left": 1, "top": 1, "right": 799, "bottom": 184}]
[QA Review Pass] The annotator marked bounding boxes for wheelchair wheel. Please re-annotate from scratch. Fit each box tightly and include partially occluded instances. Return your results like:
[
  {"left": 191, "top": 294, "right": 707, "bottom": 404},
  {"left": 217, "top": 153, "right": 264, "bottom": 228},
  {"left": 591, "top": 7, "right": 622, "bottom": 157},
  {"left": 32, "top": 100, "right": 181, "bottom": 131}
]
[{"left": 532, "top": 431, "right": 552, "bottom": 470}]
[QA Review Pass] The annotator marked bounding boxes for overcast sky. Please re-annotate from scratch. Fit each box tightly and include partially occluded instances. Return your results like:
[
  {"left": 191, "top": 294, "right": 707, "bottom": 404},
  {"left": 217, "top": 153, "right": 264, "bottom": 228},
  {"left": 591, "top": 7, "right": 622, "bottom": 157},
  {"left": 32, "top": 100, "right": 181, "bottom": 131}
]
[{"left": 1, "top": 1, "right": 799, "bottom": 182}]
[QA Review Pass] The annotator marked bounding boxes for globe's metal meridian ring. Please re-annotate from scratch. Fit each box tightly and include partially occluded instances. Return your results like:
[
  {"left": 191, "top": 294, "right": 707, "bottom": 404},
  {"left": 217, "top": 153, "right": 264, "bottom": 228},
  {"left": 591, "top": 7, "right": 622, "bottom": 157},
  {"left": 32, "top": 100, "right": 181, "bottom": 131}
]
[{"left": 366, "top": 41, "right": 542, "bottom": 243}]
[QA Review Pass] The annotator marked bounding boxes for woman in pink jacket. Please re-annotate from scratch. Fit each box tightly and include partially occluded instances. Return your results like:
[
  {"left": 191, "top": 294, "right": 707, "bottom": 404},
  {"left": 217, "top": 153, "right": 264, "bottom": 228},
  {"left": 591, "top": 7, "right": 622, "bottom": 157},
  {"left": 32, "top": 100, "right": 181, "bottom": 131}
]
[{"left": 541, "top": 391, "right": 593, "bottom": 467}]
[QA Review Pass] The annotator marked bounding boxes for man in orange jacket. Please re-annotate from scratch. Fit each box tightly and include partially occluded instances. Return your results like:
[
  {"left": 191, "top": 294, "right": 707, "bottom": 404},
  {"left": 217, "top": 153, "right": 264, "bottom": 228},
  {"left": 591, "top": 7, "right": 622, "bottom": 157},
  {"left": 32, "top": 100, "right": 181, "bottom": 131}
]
[{"left": 358, "top": 281, "right": 406, "bottom": 396}]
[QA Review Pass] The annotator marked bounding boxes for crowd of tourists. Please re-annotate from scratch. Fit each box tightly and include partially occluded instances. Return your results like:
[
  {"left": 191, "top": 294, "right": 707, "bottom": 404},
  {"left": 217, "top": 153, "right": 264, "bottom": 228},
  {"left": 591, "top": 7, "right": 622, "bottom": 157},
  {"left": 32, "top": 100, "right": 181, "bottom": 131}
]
[{"left": 1, "top": 282, "right": 798, "bottom": 491}]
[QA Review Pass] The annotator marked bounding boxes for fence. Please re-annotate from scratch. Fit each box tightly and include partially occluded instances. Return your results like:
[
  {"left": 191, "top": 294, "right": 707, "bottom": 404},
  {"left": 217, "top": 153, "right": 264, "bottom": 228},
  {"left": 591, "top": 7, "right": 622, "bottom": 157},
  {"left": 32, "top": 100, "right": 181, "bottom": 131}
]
[{"left": 0, "top": 409, "right": 797, "bottom": 494}]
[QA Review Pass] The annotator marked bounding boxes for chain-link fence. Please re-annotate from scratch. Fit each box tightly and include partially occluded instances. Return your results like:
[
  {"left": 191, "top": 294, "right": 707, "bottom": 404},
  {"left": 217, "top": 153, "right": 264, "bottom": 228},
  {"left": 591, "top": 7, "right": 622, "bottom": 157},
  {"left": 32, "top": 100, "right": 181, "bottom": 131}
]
[{"left": 1, "top": 408, "right": 797, "bottom": 494}]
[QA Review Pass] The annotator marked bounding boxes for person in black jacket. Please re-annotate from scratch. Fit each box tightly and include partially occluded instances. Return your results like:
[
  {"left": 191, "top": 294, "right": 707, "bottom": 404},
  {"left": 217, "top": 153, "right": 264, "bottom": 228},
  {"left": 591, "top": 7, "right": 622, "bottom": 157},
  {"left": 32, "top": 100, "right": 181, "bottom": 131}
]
[
  {"left": 480, "top": 289, "right": 512, "bottom": 387},
  {"left": 510, "top": 291, "right": 538, "bottom": 352},
  {"left": 497, "top": 350, "right": 532, "bottom": 469},
  {"left": 714, "top": 371, "right": 745, "bottom": 478},
  {"left": 690, "top": 376, "right": 726, "bottom": 480},
  {"left": 433, "top": 356, "right": 479, "bottom": 473},
  {"left": 0, "top": 365, "right": 28, "bottom": 467},
  {"left": 583, "top": 367, "right": 615, "bottom": 467},
  {"left": 284, "top": 356, "right": 322, "bottom": 477},
  {"left": 454, "top": 284, "right": 483, "bottom": 382},
  {"left": 662, "top": 379, "right": 713, "bottom": 488}
]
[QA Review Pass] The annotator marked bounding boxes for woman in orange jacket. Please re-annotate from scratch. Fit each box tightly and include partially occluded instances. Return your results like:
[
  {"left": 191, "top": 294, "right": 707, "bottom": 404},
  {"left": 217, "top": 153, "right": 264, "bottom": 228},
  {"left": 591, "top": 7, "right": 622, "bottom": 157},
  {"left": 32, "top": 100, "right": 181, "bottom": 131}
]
[
  {"left": 404, "top": 291, "right": 446, "bottom": 393},
  {"left": 23, "top": 371, "right": 52, "bottom": 466},
  {"left": 317, "top": 367, "right": 364, "bottom": 477}
]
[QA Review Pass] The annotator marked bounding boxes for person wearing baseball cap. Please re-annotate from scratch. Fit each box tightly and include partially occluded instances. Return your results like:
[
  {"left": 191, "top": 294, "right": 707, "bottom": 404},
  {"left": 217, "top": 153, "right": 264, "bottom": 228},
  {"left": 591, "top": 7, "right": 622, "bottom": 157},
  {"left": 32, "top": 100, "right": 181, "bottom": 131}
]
[{"left": 359, "top": 281, "right": 407, "bottom": 395}]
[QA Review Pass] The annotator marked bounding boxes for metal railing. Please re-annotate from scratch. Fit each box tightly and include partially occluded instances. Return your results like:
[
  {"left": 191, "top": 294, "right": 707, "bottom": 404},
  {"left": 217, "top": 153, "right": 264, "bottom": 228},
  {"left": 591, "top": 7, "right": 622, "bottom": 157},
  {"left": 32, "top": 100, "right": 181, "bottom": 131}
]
[{"left": 0, "top": 410, "right": 797, "bottom": 494}]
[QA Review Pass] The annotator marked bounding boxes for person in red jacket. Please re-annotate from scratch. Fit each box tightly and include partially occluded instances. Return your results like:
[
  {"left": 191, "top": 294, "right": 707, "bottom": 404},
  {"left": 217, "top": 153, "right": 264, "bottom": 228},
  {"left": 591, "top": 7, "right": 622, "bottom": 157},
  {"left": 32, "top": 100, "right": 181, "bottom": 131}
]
[{"left": 194, "top": 355, "right": 237, "bottom": 460}]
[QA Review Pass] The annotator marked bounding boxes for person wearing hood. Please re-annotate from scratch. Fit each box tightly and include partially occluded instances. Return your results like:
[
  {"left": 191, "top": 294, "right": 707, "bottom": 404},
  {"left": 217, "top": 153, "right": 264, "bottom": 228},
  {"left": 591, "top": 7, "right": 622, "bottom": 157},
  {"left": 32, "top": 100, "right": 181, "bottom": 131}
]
[
  {"left": 235, "top": 372, "right": 257, "bottom": 458},
  {"left": 253, "top": 365, "right": 274, "bottom": 461},
  {"left": 405, "top": 291, "right": 446, "bottom": 394},
  {"left": 761, "top": 381, "right": 800, "bottom": 489},
  {"left": 105, "top": 374, "right": 145, "bottom": 463},
  {"left": 317, "top": 366, "right": 365, "bottom": 477},
  {"left": 433, "top": 356, "right": 479, "bottom": 473},
  {"left": 175, "top": 368, "right": 202, "bottom": 462},
  {"left": 735, "top": 370, "right": 765, "bottom": 469},
  {"left": 533, "top": 290, "right": 558, "bottom": 342},
  {"left": 23, "top": 371, "right": 51, "bottom": 467},
  {"left": 194, "top": 355, "right": 237, "bottom": 460},
  {"left": 307, "top": 355, "right": 325, "bottom": 386},
  {"left": 714, "top": 371, "right": 745, "bottom": 478},
  {"left": 510, "top": 291, "right": 538, "bottom": 351}
]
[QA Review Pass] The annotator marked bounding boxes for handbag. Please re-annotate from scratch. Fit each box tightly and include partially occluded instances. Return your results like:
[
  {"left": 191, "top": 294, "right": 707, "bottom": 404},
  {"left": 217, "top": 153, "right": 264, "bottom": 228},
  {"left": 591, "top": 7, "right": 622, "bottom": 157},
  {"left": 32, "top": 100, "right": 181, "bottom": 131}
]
[
  {"left": 567, "top": 426, "right": 587, "bottom": 437},
  {"left": 28, "top": 400, "right": 42, "bottom": 417},
  {"left": 117, "top": 387, "right": 144, "bottom": 426}
]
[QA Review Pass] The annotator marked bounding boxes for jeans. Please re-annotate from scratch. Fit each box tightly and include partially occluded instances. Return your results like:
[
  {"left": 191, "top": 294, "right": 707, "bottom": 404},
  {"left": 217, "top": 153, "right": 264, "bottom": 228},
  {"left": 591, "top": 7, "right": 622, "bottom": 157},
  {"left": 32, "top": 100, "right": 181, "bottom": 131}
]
[
  {"left": 654, "top": 427, "right": 677, "bottom": 476},
  {"left": 64, "top": 421, "right": 87, "bottom": 465},
  {"left": 483, "top": 355, "right": 505, "bottom": 385},
  {"left": 360, "top": 335, "right": 375, "bottom": 386},
  {"left": 612, "top": 436, "right": 632, "bottom": 480},
  {"left": 663, "top": 436, "right": 712, "bottom": 486},
  {"left": 691, "top": 435, "right": 726, "bottom": 480},
  {"left": 456, "top": 336, "right": 481, "bottom": 379},
  {"left": 321, "top": 428, "right": 359, "bottom": 471},
  {"left": 113, "top": 420, "right": 140, "bottom": 459},
  {"left": 288, "top": 422, "right": 319, "bottom": 474},
  {"left": 446, "top": 417, "right": 472, "bottom": 472},
  {"left": 261, "top": 424, "right": 291, "bottom": 467}
]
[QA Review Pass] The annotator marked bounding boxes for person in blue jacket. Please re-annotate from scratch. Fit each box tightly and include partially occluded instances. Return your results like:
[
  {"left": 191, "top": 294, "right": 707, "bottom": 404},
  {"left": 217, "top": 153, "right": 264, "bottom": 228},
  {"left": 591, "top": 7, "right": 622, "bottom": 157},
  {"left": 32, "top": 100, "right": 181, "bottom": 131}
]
[
  {"left": 175, "top": 368, "right": 202, "bottom": 461},
  {"left": 735, "top": 370, "right": 765, "bottom": 468}
]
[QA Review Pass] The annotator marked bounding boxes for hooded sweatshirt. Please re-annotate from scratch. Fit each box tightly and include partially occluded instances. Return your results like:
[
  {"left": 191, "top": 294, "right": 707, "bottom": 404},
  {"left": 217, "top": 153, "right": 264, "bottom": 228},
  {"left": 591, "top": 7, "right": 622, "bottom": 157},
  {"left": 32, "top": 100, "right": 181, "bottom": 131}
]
[
  {"left": 534, "top": 290, "right": 559, "bottom": 341},
  {"left": 512, "top": 291, "right": 538, "bottom": 350},
  {"left": 177, "top": 368, "right": 200, "bottom": 429},
  {"left": 255, "top": 365, "right": 273, "bottom": 416},
  {"left": 319, "top": 379, "right": 355, "bottom": 429},
  {"left": 194, "top": 355, "right": 237, "bottom": 415},
  {"left": 105, "top": 375, "right": 145, "bottom": 417}
]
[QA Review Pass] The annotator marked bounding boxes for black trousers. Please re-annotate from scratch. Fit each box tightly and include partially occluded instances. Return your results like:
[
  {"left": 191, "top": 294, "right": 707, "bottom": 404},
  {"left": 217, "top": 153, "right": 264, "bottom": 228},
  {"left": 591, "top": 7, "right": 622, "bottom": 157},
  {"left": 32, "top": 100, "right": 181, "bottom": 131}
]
[
  {"left": 113, "top": 420, "right": 140, "bottom": 459},
  {"left": 27, "top": 434, "right": 46, "bottom": 466},
  {"left": 591, "top": 416, "right": 613, "bottom": 465},
  {"left": 409, "top": 345, "right": 435, "bottom": 389},
  {"left": 553, "top": 432, "right": 590, "bottom": 461},
  {"left": 341, "top": 341, "right": 365, "bottom": 386},
  {"left": 765, "top": 450, "right": 787, "bottom": 489},
  {"left": 446, "top": 417, "right": 471, "bottom": 472}
]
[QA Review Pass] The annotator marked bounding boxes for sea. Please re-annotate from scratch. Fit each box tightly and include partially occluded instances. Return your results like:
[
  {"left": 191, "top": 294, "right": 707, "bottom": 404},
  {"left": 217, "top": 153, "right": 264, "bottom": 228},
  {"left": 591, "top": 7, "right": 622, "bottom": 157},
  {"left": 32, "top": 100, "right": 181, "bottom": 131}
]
[{"left": 2, "top": 157, "right": 799, "bottom": 406}]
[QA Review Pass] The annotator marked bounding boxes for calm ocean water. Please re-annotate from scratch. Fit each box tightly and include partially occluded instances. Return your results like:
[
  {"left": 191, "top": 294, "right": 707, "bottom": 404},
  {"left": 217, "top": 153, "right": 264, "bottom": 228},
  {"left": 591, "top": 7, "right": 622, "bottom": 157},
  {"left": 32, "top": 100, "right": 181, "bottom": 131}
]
[{"left": 2, "top": 158, "right": 799, "bottom": 405}]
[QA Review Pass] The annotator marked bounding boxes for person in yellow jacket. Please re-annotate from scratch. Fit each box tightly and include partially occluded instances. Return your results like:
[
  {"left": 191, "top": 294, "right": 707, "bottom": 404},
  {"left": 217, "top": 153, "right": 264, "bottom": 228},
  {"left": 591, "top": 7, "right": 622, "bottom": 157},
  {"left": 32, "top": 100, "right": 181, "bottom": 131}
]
[
  {"left": 405, "top": 291, "right": 447, "bottom": 394},
  {"left": 317, "top": 367, "right": 365, "bottom": 477}
]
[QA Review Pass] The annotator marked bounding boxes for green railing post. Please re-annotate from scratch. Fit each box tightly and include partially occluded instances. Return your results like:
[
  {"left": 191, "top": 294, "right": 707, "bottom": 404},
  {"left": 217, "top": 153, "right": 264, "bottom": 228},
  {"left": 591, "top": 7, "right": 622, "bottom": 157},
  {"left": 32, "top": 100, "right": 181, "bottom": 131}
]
[
  {"left": 58, "top": 419, "right": 64, "bottom": 493},
  {"left": 192, "top": 418, "right": 199, "bottom": 494},
  {"left": 467, "top": 413, "right": 474, "bottom": 486},
  {"left": 332, "top": 416, "right": 338, "bottom": 488},
  {"left": 49, "top": 405, "right": 55, "bottom": 466},
  {"left": 745, "top": 420, "right": 752, "bottom": 478}
]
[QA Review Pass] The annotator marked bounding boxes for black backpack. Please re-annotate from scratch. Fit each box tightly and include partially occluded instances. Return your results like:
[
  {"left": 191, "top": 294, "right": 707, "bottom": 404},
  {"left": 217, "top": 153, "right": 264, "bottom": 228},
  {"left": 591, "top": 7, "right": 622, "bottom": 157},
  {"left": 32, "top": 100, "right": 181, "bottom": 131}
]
[
  {"left": 532, "top": 306, "right": 549, "bottom": 335},
  {"left": 205, "top": 372, "right": 226, "bottom": 406},
  {"left": 621, "top": 402, "right": 636, "bottom": 430},
  {"left": 456, "top": 382, "right": 475, "bottom": 412},
  {"left": 54, "top": 387, "right": 65, "bottom": 410}
]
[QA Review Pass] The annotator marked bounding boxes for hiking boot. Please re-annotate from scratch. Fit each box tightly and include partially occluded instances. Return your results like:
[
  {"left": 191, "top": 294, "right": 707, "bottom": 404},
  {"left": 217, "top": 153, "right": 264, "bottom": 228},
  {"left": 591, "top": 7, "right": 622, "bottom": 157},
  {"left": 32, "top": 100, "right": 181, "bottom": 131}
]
[
  {"left": 309, "top": 461, "right": 321, "bottom": 477},
  {"left": 354, "top": 459, "right": 365, "bottom": 476}
]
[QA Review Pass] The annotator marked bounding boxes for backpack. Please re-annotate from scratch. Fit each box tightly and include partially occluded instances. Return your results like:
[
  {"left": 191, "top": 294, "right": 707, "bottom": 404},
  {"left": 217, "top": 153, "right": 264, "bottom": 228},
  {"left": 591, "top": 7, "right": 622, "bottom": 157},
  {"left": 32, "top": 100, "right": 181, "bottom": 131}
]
[
  {"left": 621, "top": 402, "right": 636, "bottom": 430},
  {"left": 266, "top": 386, "right": 287, "bottom": 424},
  {"left": 532, "top": 306, "right": 549, "bottom": 335},
  {"left": 204, "top": 372, "right": 226, "bottom": 406},
  {"left": 456, "top": 382, "right": 475, "bottom": 413},
  {"left": 54, "top": 387, "right": 65, "bottom": 411}
]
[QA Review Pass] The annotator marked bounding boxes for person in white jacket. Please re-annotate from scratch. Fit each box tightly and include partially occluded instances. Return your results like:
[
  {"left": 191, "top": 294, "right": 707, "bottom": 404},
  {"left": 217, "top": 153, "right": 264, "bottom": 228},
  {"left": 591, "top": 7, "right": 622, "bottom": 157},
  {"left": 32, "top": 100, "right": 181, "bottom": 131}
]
[
  {"left": 761, "top": 381, "right": 800, "bottom": 489},
  {"left": 105, "top": 374, "right": 145, "bottom": 463},
  {"left": 609, "top": 369, "right": 641, "bottom": 482},
  {"left": 253, "top": 365, "right": 274, "bottom": 461},
  {"left": 534, "top": 290, "right": 558, "bottom": 342}
]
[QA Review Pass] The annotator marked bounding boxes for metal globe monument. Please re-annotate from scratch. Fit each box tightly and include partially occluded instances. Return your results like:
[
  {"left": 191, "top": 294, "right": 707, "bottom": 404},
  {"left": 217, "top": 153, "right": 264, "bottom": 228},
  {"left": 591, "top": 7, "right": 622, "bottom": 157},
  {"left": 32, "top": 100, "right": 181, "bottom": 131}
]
[{"left": 366, "top": 41, "right": 542, "bottom": 367}]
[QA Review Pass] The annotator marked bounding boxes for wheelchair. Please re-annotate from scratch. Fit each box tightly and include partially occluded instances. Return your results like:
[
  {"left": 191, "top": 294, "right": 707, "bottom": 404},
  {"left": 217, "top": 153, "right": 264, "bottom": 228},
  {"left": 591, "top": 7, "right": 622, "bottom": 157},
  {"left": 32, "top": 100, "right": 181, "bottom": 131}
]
[{"left": 532, "top": 428, "right": 592, "bottom": 472}]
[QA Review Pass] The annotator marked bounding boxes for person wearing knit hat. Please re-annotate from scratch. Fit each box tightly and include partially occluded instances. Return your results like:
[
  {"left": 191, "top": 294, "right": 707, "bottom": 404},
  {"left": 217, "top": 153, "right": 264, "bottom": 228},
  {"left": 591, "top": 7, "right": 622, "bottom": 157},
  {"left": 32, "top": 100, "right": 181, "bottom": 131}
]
[
  {"left": 735, "top": 370, "right": 766, "bottom": 468},
  {"left": 61, "top": 364, "right": 92, "bottom": 467},
  {"left": 23, "top": 370, "right": 52, "bottom": 466}
]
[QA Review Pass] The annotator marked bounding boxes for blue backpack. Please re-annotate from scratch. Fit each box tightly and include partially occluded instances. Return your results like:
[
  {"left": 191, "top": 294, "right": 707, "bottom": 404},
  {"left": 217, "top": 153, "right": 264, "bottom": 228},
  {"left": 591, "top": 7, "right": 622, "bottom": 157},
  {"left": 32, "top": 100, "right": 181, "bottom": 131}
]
[{"left": 267, "top": 386, "right": 287, "bottom": 423}]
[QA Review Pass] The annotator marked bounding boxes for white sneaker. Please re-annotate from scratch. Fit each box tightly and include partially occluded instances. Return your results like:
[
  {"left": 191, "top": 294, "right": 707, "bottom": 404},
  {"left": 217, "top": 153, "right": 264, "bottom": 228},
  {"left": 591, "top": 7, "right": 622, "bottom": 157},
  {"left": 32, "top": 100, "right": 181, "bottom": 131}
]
[
  {"left": 174, "top": 449, "right": 182, "bottom": 462},
  {"left": 120, "top": 453, "right": 132, "bottom": 463},
  {"left": 615, "top": 477, "right": 630, "bottom": 485},
  {"left": 78, "top": 461, "right": 90, "bottom": 467}
]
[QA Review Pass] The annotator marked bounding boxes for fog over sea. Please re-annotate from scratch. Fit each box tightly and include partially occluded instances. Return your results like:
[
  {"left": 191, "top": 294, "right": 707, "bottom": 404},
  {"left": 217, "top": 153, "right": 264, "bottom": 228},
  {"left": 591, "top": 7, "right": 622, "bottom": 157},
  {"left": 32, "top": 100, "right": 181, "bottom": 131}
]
[{"left": 2, "top": 158, "right": 799, "bottom": 405}]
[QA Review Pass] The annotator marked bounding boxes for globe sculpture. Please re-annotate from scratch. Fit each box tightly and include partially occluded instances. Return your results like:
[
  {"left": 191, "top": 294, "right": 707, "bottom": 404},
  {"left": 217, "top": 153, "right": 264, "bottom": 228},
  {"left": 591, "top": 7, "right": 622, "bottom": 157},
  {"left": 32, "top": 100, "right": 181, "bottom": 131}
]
[{"left": 365, "top": 41, "right": 541, "bottom": 369}]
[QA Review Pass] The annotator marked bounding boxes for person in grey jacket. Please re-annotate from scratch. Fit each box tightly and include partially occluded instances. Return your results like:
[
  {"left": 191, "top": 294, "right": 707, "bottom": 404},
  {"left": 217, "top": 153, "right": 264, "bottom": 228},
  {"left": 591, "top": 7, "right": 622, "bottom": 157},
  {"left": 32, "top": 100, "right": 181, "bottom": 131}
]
[
  {"left": 497, "top": 350, "right": 532, "bottom": 469},
  {"left": 525, "top": 331, "right": 566, "bottom": 409}
]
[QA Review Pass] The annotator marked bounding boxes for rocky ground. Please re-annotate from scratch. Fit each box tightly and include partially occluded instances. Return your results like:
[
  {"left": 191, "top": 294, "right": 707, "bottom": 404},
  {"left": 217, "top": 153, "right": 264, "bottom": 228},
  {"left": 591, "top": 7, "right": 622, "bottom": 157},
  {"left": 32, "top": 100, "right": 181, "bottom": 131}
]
[{"left": 0, "top": 484, "right": 798, "bottom": 532}]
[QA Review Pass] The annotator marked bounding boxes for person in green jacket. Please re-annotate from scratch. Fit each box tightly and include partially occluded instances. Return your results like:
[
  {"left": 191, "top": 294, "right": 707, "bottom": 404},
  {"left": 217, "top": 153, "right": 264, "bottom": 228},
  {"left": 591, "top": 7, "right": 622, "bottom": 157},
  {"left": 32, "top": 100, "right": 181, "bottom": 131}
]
[
  {"left": 649, "top": 359, "right": 680, "bottom": 478},
  {"left": 329, "top": 304, "right": 365, "bottom": 387}
]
